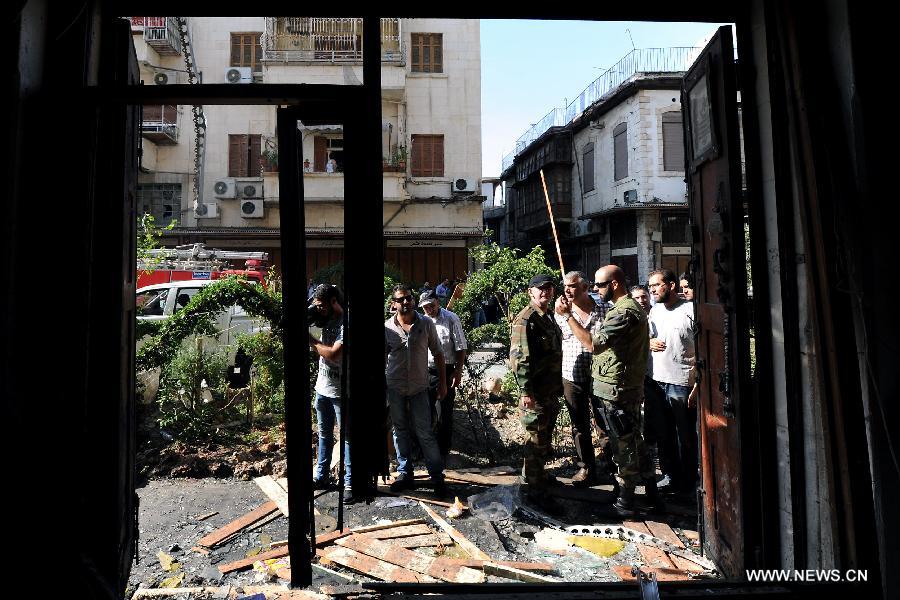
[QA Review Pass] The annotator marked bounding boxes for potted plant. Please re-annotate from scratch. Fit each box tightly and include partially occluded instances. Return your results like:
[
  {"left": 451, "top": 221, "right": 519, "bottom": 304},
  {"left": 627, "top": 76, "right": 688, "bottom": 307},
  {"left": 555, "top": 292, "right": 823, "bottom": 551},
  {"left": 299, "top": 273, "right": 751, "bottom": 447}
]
[
  {"left": 393, "top": 145, "right": 408, "bottom": 170},
  {"left": 262, "top": 148, "right": 278, "bottom": 172}
]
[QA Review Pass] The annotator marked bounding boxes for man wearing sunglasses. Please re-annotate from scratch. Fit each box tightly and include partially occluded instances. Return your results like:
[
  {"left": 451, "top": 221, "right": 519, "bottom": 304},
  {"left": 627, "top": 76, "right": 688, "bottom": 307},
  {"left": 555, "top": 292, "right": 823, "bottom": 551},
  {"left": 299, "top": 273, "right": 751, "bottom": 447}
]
[
  {"left": 510, "top": 273, "right": 564, "bottom": 514},
  {"left": 384, "top": 284, "right": 449, "bottom": 497},
  {"left": 561, "top": 265, "right": 658, "bottom": 516}
]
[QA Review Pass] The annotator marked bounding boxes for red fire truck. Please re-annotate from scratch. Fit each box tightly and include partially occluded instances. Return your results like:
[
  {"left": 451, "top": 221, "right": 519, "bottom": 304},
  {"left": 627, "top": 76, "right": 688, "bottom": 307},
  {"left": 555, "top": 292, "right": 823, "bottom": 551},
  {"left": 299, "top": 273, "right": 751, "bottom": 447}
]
[{"left": 137, "top": 243, "right": 269, "bottom": 289}]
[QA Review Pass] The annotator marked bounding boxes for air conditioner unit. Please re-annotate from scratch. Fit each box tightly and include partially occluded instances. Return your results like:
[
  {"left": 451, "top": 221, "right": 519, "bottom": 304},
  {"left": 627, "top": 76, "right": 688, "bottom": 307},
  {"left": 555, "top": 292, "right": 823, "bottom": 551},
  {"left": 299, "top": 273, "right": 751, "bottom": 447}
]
[
  {"left": 624, "top": 189, "right": 638, "bottom": 204},
  {"left": 153, "top": 72, "right": 169, "bottom": 85},
  {"left": 240, "top": 199, "right": 264, "bottom": 218},
  {"left": 213, "top": 178, "right": 236, "bottom": 199},
  {"left": 452, "top": 178, "right": 477, "bottom": 193},
  {"left": 195, "top": 202, "right": 218, "bottom": 218},
  {"left": 573, "top": 221, "right": 589, "bottom": 237},
  {"left": 235, "top": 178, "right": 264, "bottom": 199},
  {"left": 225, "top": 66, "right": 252, "bottom": 84}
]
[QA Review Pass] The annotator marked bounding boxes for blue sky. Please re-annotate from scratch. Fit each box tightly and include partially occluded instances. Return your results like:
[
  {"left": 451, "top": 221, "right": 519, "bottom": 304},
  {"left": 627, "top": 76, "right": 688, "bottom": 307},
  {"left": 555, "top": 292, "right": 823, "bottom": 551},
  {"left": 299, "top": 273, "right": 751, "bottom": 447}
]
[{"left": 481, "top": 20, "right": 727, "bottom": 177}]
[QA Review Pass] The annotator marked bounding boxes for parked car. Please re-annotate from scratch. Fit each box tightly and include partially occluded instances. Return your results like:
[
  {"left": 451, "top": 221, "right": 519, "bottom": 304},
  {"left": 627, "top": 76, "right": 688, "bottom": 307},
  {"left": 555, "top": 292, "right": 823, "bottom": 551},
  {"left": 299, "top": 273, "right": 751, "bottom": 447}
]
[{"left": 136, "top": 279, "right": 268, "bottom": 403}]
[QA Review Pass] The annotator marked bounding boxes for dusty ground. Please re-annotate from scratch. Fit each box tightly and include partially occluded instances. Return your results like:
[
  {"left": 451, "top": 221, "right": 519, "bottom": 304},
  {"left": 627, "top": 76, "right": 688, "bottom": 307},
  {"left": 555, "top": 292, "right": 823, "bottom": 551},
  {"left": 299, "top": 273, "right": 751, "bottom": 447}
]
[
  {"left": 129, "top": 351, "right": 710, "bottom": 597},
  {"left": 128, "top": 407, "right": 706, "bottom": 598}
]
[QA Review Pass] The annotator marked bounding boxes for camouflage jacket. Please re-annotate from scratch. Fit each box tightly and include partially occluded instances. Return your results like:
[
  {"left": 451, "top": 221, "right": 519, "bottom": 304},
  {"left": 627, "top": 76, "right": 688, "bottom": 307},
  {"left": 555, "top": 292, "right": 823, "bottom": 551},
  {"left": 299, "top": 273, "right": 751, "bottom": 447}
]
[
  {"left": 510, "top": 302, "right": 562, "bottom": 397},
  {"left": 591, "top": 294, "right": 649, "bottom": 394}
]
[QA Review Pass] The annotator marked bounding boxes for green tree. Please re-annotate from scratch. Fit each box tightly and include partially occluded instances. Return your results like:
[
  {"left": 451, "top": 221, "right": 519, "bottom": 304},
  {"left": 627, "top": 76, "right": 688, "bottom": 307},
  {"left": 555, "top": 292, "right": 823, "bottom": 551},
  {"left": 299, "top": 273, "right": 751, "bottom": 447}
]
[{"left": 137, "top": 214, "right": 176, "bottom": 273}]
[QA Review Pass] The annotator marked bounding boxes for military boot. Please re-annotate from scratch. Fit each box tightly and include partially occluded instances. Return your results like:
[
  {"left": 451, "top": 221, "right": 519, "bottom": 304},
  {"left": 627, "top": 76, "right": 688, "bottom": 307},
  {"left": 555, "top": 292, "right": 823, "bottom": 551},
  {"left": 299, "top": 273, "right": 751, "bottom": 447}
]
[
  {"left": 639, "top": 479, "right": 665, "bottom": 513},
  {"left": 613, "top": 486, "right": 636, "bottom": 517}
]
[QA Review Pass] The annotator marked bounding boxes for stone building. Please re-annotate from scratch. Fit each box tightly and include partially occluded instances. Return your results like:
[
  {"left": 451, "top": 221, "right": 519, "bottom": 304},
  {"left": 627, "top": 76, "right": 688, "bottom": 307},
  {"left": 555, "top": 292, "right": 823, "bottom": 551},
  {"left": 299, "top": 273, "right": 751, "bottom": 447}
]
[
  {"left": 495, "top": 49, "right": 694, "bottom": 285},
  {"left": 133, "top": 16, "right": 483, "bottom": 282}
]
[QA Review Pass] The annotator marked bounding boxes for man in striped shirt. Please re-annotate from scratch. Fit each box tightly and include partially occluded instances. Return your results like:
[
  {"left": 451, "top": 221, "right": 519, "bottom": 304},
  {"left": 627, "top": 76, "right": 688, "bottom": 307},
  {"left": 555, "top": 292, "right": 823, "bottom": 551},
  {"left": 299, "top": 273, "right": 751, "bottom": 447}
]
[{"left": 553, "top": 271, "right": 609, "bottom": 487}]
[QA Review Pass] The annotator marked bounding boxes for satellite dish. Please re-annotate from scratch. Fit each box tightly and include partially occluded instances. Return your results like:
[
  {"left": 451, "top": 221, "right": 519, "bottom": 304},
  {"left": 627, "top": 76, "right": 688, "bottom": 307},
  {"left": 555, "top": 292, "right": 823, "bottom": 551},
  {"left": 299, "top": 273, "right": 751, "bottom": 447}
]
[
  {"left": 153, "top": 72, "right": 169, "bottom": 85},
  {"left": 226, "top": 68, "right": 242, "bottom": 83}
]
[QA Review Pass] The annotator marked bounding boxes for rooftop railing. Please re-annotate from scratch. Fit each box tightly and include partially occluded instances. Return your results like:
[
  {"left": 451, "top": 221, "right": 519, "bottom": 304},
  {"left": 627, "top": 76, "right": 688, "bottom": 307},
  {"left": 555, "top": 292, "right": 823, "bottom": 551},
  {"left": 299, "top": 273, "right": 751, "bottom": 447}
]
[{"left": 501, "top": 47, "right": 698, "bottom": 172}]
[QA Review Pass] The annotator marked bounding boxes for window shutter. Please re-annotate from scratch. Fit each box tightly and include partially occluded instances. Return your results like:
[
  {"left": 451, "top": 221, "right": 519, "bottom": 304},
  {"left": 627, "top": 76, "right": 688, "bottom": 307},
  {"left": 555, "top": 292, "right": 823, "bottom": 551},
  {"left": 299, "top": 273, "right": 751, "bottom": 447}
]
[
  {"left": 614, "top": 122, "right": 628, "bottom": 180},
  {"left": 230, "top": 34, "right": 241, "bottom": 66},
  {"left": 229, "top": 134, "right": 247, "bottom": 177},
  {"left": 249, "top": 135, "right": 261, "bottom": 177},
  {"left": 411, "top": 136, "right": 423, "bottom": 175},
  {"left": 583, "top": 143, "right": 595, "bottom": 192},
  {"left": 662, "top": 111, "right": 685, "bottom": 171},
  {"left": 433, "top": 136, "right": 444, "bottom": 177},
  {"left": 314, "top": 136, "right": 328, "bottom": 172}
]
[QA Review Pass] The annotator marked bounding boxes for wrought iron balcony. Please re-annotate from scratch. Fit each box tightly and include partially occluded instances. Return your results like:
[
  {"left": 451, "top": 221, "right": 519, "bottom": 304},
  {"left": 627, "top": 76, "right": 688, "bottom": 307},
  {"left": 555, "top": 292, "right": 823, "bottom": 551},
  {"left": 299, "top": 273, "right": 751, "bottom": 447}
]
[
  {"left": 142, "top": 104, "right": 179, "bottom": 145},
  {"left": 262, "top": 17, "right": 404, "bottom": 64},
  {"left": 130, "top": 17, "right": 183, "bottom": 55}
]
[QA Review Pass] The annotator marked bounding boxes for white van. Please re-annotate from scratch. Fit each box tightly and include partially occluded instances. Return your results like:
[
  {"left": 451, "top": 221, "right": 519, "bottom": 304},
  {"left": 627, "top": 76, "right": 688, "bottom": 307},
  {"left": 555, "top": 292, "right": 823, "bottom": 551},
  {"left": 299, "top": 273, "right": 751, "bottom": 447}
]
[{"left": 136, "top": 279, "right": 269, "bottom": 403}]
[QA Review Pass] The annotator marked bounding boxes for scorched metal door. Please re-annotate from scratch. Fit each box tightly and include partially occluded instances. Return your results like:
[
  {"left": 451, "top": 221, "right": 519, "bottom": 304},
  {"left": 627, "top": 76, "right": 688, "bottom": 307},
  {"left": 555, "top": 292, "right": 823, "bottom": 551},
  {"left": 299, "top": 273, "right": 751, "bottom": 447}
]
[{"left": 681, "top": 25, "right": 750, "bottom": 577}]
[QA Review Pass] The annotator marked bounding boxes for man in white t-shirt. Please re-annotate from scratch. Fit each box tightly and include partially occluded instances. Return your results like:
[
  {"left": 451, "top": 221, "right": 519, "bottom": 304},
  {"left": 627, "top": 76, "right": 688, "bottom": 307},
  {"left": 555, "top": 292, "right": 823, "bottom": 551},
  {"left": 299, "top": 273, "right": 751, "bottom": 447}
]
[{"left": 648, "top": 269, "right": 698, "bottom": 496}]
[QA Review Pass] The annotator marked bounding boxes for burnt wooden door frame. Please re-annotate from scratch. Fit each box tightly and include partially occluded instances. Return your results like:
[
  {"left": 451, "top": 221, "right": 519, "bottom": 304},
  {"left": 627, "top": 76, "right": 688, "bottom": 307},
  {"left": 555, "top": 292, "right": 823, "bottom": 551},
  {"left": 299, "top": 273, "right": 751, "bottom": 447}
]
[{"left": 682, "top": 26, "right": 754, "bottom": 577}]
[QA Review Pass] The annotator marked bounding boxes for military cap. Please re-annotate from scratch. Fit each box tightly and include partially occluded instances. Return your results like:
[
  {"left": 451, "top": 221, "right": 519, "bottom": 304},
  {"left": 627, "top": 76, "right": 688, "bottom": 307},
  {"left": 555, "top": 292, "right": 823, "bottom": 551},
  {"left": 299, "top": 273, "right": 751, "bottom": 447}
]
[{"left": 528, "top": 274, "right": 556, "bottom": 288}]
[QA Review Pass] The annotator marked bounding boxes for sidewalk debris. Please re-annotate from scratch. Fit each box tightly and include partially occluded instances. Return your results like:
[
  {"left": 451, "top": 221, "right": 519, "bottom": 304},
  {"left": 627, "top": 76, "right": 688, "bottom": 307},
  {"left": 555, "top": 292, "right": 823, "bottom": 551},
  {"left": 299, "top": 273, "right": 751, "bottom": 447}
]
[
  {"left": 419, "top": 501, "right": 491, "bottom": 561},
  {"left": 197, "top": 501, "right": 279, "bottom": 549},
  {"left": 445, "top": 496, "right": 467, "bottom": 518}
]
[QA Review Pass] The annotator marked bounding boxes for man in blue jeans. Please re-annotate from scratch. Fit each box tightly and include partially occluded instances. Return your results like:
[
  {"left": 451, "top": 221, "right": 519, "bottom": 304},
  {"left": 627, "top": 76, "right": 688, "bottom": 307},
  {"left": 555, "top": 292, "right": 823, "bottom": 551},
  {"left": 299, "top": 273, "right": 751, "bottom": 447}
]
[
  {"left": 308, "top": 285, "right": 355, "bottom": 503},
  {"left": 648, "top": 269, "right": 699, "bottom": 497},
  {"left": 384, "top": 284, "right": 448, "bottom": 498}
]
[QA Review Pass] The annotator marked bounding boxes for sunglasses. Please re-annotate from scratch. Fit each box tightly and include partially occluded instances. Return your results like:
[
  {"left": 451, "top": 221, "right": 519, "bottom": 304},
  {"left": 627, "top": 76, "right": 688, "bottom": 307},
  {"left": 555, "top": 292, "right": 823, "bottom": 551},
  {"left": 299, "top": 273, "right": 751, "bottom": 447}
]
[
  {"left": 392, "top": 295, "right": 413, "bottom": 303},
  {"left": 592, "top": 280, "right": 611, "bottom": 289}
]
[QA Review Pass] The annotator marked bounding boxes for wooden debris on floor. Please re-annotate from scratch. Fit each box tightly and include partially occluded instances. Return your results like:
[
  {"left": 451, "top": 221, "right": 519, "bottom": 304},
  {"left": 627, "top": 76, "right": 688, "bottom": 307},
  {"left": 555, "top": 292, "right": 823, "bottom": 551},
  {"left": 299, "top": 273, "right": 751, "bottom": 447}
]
[
  {"left": 196, "top": 501, "right": 279, "bottom": 549},
  {"left": 255, "top": 475, "right": 291, "bottom": 516},
  {"left": 419, "top": 501, "right": 491, "bottom": 560},
  {"left": 335, "top": 534, "right": 485, "bottom": 582}
]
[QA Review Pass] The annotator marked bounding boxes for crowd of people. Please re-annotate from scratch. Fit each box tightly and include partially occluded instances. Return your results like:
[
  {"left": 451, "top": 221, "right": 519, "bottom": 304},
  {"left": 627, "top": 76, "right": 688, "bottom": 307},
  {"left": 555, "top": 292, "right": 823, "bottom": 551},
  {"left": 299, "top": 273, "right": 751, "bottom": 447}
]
[
  {"left": 306, "top": 266, "right": 697, "bottom": 516},
  {"left": 510, "top": 267, "right": 697, "bottom": 516}
]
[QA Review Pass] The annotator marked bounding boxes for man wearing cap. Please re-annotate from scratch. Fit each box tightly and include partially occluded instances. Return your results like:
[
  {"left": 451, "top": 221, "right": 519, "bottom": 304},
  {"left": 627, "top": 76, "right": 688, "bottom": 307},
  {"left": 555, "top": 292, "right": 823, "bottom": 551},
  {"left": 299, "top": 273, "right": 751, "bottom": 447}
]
[
  {"left": 563, "top": 266, "right": 658, "bottom": 516},
  {"left": 419, "top": 290, "right": 468, "bottom": 460},
  {"left": 509, "top": 273, "right": 563, "bottom": 512}
]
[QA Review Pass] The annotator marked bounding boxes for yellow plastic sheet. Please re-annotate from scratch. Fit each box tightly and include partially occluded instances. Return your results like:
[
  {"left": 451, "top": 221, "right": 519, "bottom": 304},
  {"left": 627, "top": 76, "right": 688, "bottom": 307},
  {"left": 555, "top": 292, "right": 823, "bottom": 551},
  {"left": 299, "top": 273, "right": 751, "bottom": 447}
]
[{"left": 568, "top": 535, "right": 625, "bottom": 558}]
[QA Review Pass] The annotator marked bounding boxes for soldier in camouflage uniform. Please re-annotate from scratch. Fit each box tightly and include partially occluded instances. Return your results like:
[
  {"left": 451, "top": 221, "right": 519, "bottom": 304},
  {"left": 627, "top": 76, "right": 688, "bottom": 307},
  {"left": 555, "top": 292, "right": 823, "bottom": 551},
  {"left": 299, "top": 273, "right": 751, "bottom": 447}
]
[
  {"left": 565, "top": 265, "right": 658, "bottom": 516},
  {"left": 509, "top": 274, "right": 563, "bottom": 513}
]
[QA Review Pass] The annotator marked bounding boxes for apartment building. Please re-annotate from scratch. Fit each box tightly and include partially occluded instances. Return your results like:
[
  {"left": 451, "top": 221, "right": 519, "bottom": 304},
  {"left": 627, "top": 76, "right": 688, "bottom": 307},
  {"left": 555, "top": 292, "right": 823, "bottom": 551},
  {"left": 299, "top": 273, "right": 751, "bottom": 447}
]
[
  {"left": 132, "top": 17, "right": 483, "bottom": 283},
  {"left": 493, "top": 49, "right": 694, "bottom": 286}
]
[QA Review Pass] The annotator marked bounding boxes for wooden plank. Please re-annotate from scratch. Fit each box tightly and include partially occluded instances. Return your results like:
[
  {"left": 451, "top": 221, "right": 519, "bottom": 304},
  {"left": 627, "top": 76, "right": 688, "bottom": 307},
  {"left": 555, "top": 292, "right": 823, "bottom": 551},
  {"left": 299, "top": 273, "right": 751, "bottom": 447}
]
[
  {"left": 189, "top": 546, "right": 209, "bottom": 556},
  {"left": 196, "top": 501, "right": 278, "bottom": 548},
  {"left": 379, "top": 532, "right": 453, "bottom": 548},
  {"left": 645, "top": 520, "right": 685, "bottom": 548},
  {"left": 364, "top": 524, "right": 433, "bottom": 539},
  {"left": 622, "top": 520, "right": 651, "bottom": 534},
  {"left": 443, "top": 559, "right": 555, "bottom": 573},
  {"left": 350, "top": 518, "right": 426, "bottom": 534},
  {"left": 443, "top": 470, "right": 519, "bottom": 486},
  {"left": 336, "top": 535, "right": 485, "bottom": 583},
  {"left": 319, "top": 545, "right": 429, "bottom": 583},
  {"left": 377, "top": 487, "right": 457, "bottom": 508},
  {"left": 482, "top": 561, "right": 559, "bottom": 582},
  {"left": 217, "top": 545, "right": 290, "bottom": 574},
  {"left": 255, "top": 475, "right": 290, "bottom": 516},
  {"left": 419, "top": 502, "right": 491, "bottom": 561},
  {"left": 194, "top": 511, "right": 218, "bottom": 521},
  {"left": 612, "top": 564, "right": 694, "bottom": 581},
  {"left": 213, "top": 509, "right": 283, "bottom": 548},
  {"left": 669, "top": 553, "right": 707, "bottom": 573},
  {"left": 315, "top": 528, "right": 352, "bottom": 547},
  {"left": 132, "top": 588, "right": 230, "bottom": 598}
]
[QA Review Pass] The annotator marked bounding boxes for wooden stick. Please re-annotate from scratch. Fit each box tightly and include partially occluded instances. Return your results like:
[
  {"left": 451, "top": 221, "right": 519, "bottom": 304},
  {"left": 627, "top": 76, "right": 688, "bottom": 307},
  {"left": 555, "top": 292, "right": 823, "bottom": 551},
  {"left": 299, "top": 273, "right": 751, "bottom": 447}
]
[
  {"left": 539, "top": 168, "right": 565, "bottom": 273},
  {"left": 419, "top": 502, "right": 491, "bottom": 561}
]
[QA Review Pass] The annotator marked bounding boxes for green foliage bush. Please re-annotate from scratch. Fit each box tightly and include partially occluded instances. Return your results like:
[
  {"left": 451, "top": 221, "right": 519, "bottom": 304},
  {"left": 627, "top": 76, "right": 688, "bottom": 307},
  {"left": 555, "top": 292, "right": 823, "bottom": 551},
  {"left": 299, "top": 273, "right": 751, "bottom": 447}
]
[
  {"left": 237, "top": 330, "right": 285, "bottom": 415},
  {"left": 157, "top": 339, "right": 234, "bottom": 440}
]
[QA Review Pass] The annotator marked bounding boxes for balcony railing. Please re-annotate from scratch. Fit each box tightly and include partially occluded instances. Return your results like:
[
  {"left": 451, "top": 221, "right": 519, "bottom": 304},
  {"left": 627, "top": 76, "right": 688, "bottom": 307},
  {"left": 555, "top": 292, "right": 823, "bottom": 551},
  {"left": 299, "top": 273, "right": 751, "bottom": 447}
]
[
  {"left": 142, "top": 104, "right": 179, "bottom": 145},
  {"left": 262, "top": 17, "right": 404, "bottom": 64},
  {"left": 501, "top": 47, "right": 698, "bottom": 172},
  {"left": 130, "top": 16, "right": 183, "bottom": 55}
]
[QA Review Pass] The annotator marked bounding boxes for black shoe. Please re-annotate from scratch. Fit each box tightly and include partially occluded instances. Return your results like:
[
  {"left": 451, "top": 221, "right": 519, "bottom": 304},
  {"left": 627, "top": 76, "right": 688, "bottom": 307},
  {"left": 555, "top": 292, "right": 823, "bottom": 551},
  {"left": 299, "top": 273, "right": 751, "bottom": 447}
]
[
  {"left": 343, "top": 488, "right": 359, "bottom": 505},
  {"left": 432, "top": 479, "right": 449, "bottom": 499},
  {"left": 638, "top": 480, "right": 665, "bottom": 513},
  {"left": 613, "top": 486, "right": 636, "bottom": 517},
  {"left": 571, "top": 467, "right": 597, "bottom": 488},
  {"left": 389, "top": 475, "right": 416, "bottom": 492},
  {"left": 312, "top": 477, "right": 333, "bottom": 491}
]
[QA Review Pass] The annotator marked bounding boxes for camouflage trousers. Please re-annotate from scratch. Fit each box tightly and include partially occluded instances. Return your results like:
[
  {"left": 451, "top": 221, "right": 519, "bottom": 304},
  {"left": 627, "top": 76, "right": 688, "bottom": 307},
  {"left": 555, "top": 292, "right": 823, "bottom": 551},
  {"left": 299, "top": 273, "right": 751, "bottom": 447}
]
[
  {"left": 519, "top": 393, "right": 560, "bottom": 492},
  {"left": 594, "top": 387, "right": 654, "bottom": 488}
]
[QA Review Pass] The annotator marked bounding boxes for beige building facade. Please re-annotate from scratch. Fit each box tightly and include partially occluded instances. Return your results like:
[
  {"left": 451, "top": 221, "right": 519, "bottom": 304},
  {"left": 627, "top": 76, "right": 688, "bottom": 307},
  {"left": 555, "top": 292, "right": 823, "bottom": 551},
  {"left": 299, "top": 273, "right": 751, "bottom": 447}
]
[{"left": 132, "top": 17, "right": 483, "bottom": 282}]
